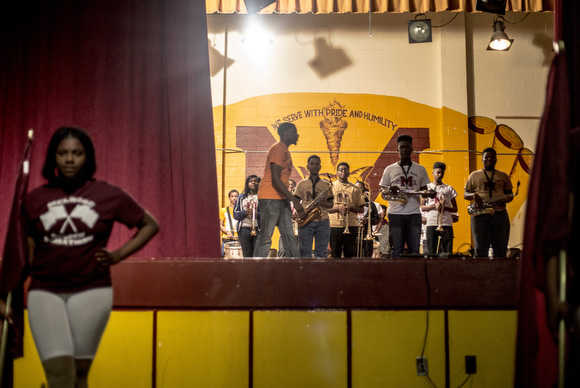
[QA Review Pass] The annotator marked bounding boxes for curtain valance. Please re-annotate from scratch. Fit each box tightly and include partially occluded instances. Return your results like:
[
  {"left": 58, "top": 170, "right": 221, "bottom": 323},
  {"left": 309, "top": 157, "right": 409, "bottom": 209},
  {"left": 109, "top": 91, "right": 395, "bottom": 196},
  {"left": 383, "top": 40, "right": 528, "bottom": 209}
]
[{"left": 206, "top": 0, "right": 554, "bottom": 14}]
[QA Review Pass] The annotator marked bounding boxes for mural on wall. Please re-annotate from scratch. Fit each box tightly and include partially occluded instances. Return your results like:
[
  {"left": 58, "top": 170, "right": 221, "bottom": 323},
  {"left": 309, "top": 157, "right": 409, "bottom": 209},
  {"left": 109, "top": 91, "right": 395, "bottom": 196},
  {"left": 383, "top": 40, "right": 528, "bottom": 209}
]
[
  {"left": 216, "top": 93, "right": 535, "bottom": 248},
  {"left": 468, "top": 116, "right": 533, "bottom": 179}
]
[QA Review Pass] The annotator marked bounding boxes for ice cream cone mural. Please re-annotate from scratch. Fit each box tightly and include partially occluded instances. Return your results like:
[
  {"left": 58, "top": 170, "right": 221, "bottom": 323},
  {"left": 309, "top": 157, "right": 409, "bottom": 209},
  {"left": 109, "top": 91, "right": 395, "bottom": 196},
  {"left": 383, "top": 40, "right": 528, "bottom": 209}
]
[{"left": 319, "top": 100, "right": 348, "bottom": 168}]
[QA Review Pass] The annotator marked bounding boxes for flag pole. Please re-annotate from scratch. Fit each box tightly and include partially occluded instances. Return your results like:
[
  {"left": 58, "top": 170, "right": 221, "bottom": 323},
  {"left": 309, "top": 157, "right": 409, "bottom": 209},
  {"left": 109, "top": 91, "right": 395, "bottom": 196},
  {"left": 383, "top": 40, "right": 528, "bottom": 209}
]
[{"left": 0, "top": 291, "right": 12, "bottom": 388}]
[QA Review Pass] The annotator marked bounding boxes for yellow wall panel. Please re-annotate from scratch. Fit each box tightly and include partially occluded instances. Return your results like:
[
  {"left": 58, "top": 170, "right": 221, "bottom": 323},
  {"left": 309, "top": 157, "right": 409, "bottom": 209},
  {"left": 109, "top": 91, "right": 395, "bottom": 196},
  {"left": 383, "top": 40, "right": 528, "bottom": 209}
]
[
  {"left": 156, "top": 311, "right": 249, "bottom": 388},
  {"left": 15, "top": 310, "right": 153, "bottom": 388},
  {"left": 253, "top": 310, "right": 347, "bottom": 388},
  {"left": 448, "top": 310, "right": 517, "bottom": 387},
  {"left": 352, "top": 310, "right": 446, "bottom": 388},
  {"left": 14, "top": 310, "right": 44, "bottom": 388}
]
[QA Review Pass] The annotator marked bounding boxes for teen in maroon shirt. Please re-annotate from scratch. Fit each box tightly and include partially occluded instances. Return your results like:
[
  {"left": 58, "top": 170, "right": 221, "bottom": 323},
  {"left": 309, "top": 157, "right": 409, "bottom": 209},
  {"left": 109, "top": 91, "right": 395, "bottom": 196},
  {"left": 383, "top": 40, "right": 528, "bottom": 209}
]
[{"left": 23, "top": 127, "right": 158, "bottom": 388}]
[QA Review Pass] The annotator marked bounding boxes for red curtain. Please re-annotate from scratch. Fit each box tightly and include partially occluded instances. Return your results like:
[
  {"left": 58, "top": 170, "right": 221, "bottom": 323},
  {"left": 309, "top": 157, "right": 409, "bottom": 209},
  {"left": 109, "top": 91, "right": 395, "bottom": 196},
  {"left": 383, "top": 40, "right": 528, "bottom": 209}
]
[{"left": 0, "top": 0, "right": 220, "bottom": 259}]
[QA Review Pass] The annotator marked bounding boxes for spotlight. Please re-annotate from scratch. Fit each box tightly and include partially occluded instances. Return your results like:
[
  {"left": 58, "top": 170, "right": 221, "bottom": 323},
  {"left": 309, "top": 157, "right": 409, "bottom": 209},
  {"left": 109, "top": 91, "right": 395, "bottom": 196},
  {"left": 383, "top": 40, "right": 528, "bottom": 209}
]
[
  {"left": 244, "top": 0, "right": 276, "bottom": 13},
  {"left": 476, "top": 0, "right": 507, "bottom": 15},
  {"left": 487, "top": 16, "right": 513, "bottom": 51},
  {"left": 408, "top": 14, "right": 432, "bottom": 44}
]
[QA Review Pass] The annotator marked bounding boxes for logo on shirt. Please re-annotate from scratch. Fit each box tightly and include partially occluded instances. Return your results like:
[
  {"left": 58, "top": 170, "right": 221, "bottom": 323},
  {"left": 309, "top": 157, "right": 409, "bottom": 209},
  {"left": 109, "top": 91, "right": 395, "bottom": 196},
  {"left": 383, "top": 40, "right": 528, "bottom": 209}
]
[
  {"left": 39, "top": 196, "right": 99, "bottom": 246},
  {"left": 399, "top": 176, "right": 415, "bottom": 187}
]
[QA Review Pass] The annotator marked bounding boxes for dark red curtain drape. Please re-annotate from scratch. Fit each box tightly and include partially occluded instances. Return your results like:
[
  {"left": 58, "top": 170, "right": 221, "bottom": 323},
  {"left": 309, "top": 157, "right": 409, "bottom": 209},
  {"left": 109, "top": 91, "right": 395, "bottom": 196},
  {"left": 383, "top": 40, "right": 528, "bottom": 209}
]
[
  {"left": 0, "top": 0, "right": 220, "bottom": 259},
  {"left": 516, "top": 0, "right": 580, "bottom": 386}
]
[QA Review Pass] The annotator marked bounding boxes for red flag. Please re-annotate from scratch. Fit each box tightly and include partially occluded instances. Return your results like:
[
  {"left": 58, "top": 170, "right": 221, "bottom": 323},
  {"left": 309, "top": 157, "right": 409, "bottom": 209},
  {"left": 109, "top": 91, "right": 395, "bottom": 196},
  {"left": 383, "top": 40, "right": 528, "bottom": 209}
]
[
  {"left": 1, "top": 131, "right": 33, "bottom": 294},
  {"left": 0, "top": 130, "right": 34, "bottom": 369}
]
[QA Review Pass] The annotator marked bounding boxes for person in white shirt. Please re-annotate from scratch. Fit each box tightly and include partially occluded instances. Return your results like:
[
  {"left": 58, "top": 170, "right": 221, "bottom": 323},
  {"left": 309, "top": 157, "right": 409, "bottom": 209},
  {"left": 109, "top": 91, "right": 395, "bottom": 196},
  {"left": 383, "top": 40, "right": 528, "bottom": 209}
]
[
  {"left": 420, "top": 162, "right": 458, "bottom": 255},
  {"left": 379, "top": 134, "right": 434, "bottom": 258}
]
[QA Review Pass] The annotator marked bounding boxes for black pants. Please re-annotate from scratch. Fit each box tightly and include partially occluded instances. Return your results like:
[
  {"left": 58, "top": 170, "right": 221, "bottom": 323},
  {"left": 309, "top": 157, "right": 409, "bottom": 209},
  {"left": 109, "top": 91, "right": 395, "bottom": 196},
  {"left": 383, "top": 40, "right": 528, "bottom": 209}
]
[
  {"left": 238, "top": 227, "right": 258, "bottom": 258},
  {"left": 330, "top": 226, "right": 357, "bottom": 258},
  {"left": 425, "top": 226, "right": 454, "bottom": 254}
]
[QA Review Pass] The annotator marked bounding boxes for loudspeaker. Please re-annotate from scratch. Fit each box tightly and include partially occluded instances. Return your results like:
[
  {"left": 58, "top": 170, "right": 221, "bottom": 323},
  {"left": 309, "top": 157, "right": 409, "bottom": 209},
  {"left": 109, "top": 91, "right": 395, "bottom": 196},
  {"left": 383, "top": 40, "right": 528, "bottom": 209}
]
[{"left": 476, "top": 0, "right": 507, "bottom": 15}]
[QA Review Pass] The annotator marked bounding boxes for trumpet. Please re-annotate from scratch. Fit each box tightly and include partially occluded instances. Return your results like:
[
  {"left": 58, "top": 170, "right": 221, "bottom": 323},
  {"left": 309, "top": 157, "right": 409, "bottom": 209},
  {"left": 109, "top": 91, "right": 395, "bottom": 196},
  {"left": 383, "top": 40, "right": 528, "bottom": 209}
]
[
  {"left": 435, "top": 194, "right": 445, "bottom": 232},
  {"left": 364, "top": 192, "right": 374, "bottom": 241},
  {"left": 342, "top": 197, "right": 351, "bottom": 234}
]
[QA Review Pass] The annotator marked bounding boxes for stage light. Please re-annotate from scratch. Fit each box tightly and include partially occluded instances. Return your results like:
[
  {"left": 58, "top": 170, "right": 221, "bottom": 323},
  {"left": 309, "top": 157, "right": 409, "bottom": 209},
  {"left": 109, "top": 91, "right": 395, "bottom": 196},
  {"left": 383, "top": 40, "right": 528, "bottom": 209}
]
[
  {"left": 487, "top": 16, "right": 513, "bottom": 51},
  {"left": 241, "top": 23, "right": 273, "bottom": 49},
  {"left": 408, "top": 14, "right": 432, "bottom": 44},
  {"left": 244, "top": 0, "right": 276, "bottom": 13},
  {"left": 476, "top": 0, "right": 507, "bottom": 15}
]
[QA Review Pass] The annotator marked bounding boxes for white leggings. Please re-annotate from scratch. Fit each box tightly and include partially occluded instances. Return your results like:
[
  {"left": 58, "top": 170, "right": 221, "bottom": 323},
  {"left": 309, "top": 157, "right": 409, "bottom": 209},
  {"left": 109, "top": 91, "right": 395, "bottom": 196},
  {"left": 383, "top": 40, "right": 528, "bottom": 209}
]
[{"left": 27, "top": 287, "right": 113, "bottom": 362}]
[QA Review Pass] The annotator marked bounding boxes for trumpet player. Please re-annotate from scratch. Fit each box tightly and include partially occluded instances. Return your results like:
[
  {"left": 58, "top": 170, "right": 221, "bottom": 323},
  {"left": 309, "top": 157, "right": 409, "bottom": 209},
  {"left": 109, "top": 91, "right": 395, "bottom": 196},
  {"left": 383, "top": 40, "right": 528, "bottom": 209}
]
[
  {"left": 355, "top": 181, "right": 383, "bottom": 257},
  {"left": 379, "top": 134, "right": 433, "bottom": 258},
  {"left": 464, "top": 148, "right": 514, "bottom": 258},
  {"left": 294, "top": 155, "right": 333, "bottom": 258},
  {"left": 234, "top": 175, "right": 261, "bottom": 258},
  {"left": 420, "top": 162, "right": 458, "bottom": 255},
  {"left": 329, "top": 162, "right": 365, "bottom": 258}
]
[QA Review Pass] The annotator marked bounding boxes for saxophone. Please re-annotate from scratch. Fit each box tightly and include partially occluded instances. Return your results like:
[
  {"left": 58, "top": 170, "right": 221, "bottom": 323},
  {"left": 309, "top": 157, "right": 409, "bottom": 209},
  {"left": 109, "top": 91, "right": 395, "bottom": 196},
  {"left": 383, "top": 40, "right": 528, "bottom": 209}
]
[
  {"left": 467, "top": 181, "right": 520, "bottom": 216},
  {"left": 297, "top": 184, "right": 332, "bottom": 227}
]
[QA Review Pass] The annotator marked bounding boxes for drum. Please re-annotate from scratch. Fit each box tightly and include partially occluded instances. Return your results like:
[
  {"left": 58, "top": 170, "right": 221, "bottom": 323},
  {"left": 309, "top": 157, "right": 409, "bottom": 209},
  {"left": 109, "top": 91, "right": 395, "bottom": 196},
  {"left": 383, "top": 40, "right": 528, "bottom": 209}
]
[{"left": 224, "top": 242, "right": 243, "bottom": 259}]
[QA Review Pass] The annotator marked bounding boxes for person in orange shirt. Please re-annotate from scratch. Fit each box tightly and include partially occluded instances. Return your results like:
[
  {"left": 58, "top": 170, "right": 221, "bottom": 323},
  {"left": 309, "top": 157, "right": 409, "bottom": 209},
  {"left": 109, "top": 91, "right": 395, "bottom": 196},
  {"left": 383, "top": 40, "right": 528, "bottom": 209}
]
[{"left": 253, "top": 122, "right": 305, "bottom": 257}]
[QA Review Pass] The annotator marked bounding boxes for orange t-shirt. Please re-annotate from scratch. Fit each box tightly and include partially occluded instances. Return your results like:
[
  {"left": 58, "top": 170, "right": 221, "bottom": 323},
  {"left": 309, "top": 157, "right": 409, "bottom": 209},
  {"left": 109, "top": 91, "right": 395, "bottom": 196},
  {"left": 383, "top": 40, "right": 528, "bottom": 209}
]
[{"left": 258, "top": 141, "right": 293, "bottom": 200}]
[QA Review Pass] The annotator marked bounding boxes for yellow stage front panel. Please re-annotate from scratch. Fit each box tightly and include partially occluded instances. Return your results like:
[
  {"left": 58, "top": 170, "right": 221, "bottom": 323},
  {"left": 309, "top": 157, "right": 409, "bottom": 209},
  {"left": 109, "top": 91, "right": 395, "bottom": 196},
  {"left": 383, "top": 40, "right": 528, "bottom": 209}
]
[
  {"left": 448, "top": 310, "right": 517, "bottom": 387},
  {"left": 352, "top": 310, "right": 446, "bottom": 388},
  {"left": 253, "top": 310, "right": 347, "bottom": 388},
  {"left": 156, "top": 311, "right": 249, "bottom": 388},
  {"left": 15, "top": 310, "right": 154, "bottom": 388}
]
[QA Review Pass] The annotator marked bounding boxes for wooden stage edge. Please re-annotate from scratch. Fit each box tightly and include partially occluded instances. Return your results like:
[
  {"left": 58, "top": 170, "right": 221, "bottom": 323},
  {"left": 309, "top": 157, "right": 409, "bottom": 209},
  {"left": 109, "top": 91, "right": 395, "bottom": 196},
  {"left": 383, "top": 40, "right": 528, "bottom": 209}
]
[{"left": 111, "top": 257, "right": 521, "bottom": 309}]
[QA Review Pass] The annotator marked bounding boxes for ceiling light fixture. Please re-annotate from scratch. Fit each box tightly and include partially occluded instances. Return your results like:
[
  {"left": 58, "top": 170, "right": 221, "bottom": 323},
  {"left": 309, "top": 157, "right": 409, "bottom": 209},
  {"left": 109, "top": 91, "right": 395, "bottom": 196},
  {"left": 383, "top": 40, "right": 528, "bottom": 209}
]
[
  {"left": 408, "top": 14, "right": 432, "bottom": 44},
  {"left": 487, "top": 16, "right": 513, "bottom": 51}
]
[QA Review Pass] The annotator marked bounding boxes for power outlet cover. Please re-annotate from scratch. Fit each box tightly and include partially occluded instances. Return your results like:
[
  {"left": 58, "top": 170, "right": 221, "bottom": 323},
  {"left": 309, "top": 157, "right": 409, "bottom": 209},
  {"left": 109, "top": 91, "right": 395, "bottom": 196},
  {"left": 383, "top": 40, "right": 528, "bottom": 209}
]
[
  {"left": 416, "top": 357, "right": 428, "bottom": 376},
  {"left": 465, "top": 355, "right": 477, "bottom": 374}
]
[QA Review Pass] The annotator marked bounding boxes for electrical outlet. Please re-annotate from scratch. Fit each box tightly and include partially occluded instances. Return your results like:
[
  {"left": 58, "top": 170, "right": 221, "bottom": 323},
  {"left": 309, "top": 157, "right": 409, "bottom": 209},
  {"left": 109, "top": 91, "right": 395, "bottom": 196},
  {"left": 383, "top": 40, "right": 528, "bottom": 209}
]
[
  {"left": 465, "top": 355, "right": 477, "bottom": 374},
  {"left": 416, "top": 357, "right": 428, "bottom": 376}
]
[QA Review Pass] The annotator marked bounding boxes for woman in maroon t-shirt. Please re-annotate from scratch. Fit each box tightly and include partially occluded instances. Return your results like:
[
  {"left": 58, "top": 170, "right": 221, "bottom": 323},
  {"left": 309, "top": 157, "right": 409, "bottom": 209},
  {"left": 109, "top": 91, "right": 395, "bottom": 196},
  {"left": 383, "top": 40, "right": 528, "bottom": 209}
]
[{"left": 14, "top": 127, "right": 158, "bottom": 388}]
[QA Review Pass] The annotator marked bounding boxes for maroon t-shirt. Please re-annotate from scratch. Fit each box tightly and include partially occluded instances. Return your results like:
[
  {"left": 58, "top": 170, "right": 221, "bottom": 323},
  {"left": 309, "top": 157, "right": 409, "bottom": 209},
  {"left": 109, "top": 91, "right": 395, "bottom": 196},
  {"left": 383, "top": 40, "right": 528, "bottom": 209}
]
[{"left": 25, "top": 180, "right": 145, "bottom": 293}]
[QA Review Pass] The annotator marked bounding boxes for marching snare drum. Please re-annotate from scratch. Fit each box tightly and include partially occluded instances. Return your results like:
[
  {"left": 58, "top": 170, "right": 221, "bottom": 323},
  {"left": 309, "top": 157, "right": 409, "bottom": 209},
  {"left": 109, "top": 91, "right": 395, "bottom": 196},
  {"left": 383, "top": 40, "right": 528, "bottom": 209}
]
[{"left": 224, "top": 242, "right": 243, "bottom": 259}]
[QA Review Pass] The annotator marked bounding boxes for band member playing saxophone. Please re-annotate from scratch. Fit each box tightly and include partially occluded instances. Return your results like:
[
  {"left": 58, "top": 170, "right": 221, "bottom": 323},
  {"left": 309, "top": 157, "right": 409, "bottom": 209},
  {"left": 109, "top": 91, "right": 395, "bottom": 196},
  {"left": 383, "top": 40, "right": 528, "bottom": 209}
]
[
  {"left": 329, "top": 162, "right": 365, "bottom": 258},
  {"left": 294, "top": 155, "right": 334, "bottom": 258},
  {"left": 464, "top": 148, "right": 514, "bottom": 257},
  {"left": 379, "top": 135, "right": 434, "bottom": 258},
  {"left": 234, "top": 175, "right": 261, "bottom": 257},
  {"left": 420, "top": 162, "right": 458, "bottom": 255}
]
